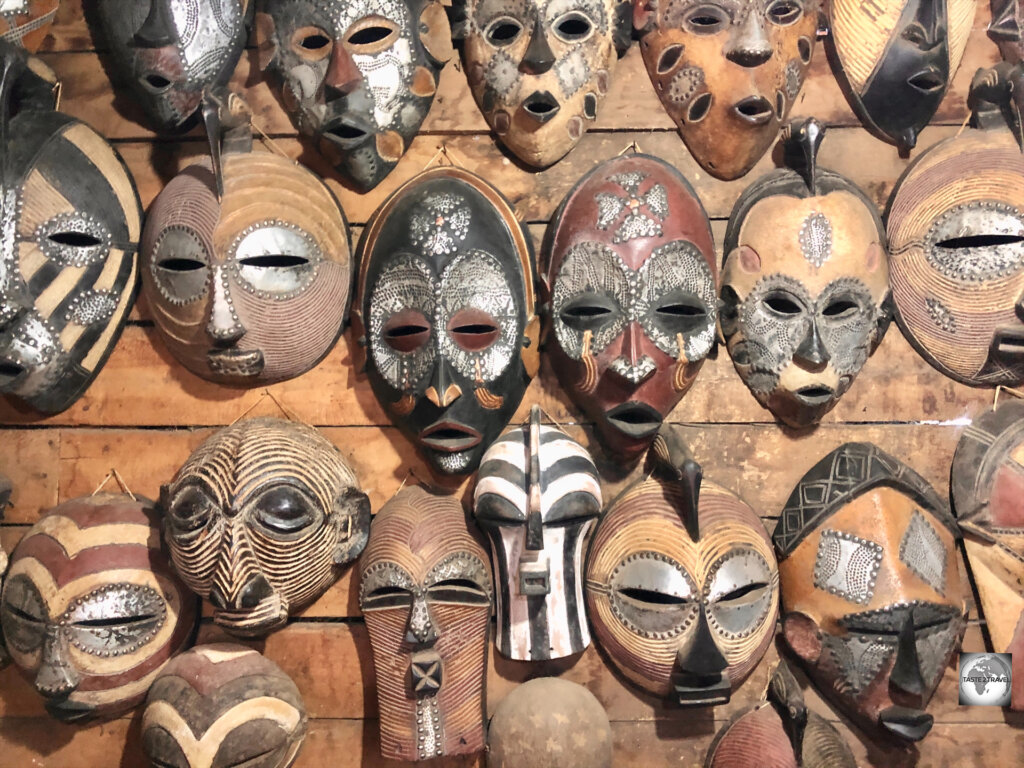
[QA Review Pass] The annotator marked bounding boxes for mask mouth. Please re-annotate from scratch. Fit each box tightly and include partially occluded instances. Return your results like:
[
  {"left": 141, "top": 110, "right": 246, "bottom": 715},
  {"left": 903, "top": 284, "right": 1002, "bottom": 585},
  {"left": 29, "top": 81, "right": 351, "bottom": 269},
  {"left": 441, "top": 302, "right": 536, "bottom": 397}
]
[
  {"left": 321, "top": 117, "right": 373, "bottom": 149},
  {"left": 733, "top": 96, "right": 774, "bottom": 126},
  {"left": 907, "top": 68, "right": 945, "bottom": 94},
  {"left": 44, "top": 700, "right": 95, "bottom": 723},
  {"left": 671, "top": 672, "right": 732, "bottom": 706},
  {"left": 604, "top": 401, "right": 663, "bottom": 438},
  {"left": 792, "top": 384, "right": 836, "bottom": 407},
  {"left": 213, "top": 595, "right": 288, "bottom": 637},
  {"left": 0, "top": 356, "right": 27, "bottom": 388},
  {"left": 207, "top": 348, "right": 265, "bottom": 378},
  {"left": 140, "top": 72, "right": 173, "bottom": 94},
  {"left": 879, "top": 705, "right": 934, "bottom": 741},
  {"left": 419, "top": 420, "right": 482, "bottom": 452},
  {"left": 994, "top": 326, "right": 1024, "bottom": 358},
  {"left": 521, "top": 91, "right": 561, "bottom": 124}
]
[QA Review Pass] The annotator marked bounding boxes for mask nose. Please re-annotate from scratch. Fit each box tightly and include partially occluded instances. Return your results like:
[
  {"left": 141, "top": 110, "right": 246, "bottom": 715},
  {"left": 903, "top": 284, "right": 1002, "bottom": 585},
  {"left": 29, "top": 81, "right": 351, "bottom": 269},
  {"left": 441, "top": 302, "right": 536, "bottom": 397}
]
[
  {"left": 609, "top": 324, "right": 656, "bottom": 385},
  {"left": 792, "top": 320, "right": 829, "bottom": 372},
  {"left": 35, "top": 628, "right": 81, "bottom": 700},
  {"left": 520, "top": 16, "right": 555, "bottom": 75},
  {"left": 209, "top": 571, "right": 275, "bottom": 611},
  {"left": 206, "top": 267, "right": 246, "bottom": 346},
  {"left": 889, "top": 610, "right": 927, "bottom": 701},
  {"left": 323, "top": 43, "right": 362, "bottom": 101},
  {"left": 425, "top": 361, "right": 462, "bottom": 407},
  {"left": 209, "top": 520, "right": 274, "bottom": 610},
  {"left": 133, "top": 0, "right": 177, "bottom": 48},
  {"left": 406, "top": 592, "right": 439, "bottom": 645},
  {"left": 725, "top": 11, "right": 772, "bottom": 67},
  {"left": 675, "top": 608, "right": 728, "bottom": 676}
]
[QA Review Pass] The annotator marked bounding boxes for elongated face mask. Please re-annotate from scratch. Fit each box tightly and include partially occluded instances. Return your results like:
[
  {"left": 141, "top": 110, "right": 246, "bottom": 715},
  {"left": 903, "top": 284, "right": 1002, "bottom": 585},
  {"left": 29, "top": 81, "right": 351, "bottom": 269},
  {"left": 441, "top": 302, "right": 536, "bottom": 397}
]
[
  {"left": 256, "top": 0, "right": 452, "bottom": 192},
  {"left": 452, "top": 0, "right": 631, "bottom": 167},
  {"left": 774, "top": 442, "right": 966, "bottom": 742},
  {"left": 634, "top": 0, "right": 820, "bottom": 180},
  {"left": 354, "top": 166, "right": 538, "bottom": 475},
  {"left": 952, "top": 400, "right": 1024, "bottom": 710},
  {"left": 546, "top": 154, "right": 717, "bottom": 460},
  {"left": 143, "top": 644, "right": 308, "bottom": 768},
  {"left": 162, "top": 418, "right": 370, "bottom": 637},
  {"left": 0, "top": 493, "right": 199, "bottom": 722},
  {"left": 585, "top": 430, "right": 778, "bottom": 705},
  {"left": 359, "top": 486, "right": 492, "bottom": 762},
  {"left": 991, "top": 0, "right": 1024, "bottom": 62},
  {"left": 0, "top": 0, "right": 59, "bottom": 51},
  {"left": 827, "top": 0, "right": 975, "bottom": 150},
  {"left": 0, "top": 47, "right": 142, "bottom": 415},
  {"left": 473, "top": 405, "right": 602, "bottom": 660},
  {"left": 97, "top": 0, "right": 250, "bottom": 132},
  {"left": 721, "top": 119, "right": 889, "bottom": 428}
]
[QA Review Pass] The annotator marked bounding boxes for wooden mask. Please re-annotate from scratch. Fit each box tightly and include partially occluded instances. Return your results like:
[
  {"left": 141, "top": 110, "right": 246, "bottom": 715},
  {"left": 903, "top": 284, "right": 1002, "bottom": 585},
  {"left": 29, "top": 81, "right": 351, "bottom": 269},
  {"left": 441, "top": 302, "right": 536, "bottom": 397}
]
[
  {"left": 888, "top": 65, "right": 1024, "bottom": 387},
  {"left": 545, "top": 154, "right": 717, "bottom": 461},
  {"left": 721, "top": 119, "right": 889, "bottom": 428},
  {"left": 774, "top": 443, "right": 966, "bottom": 742},
  {"left": 97, "top": 0, "right": 251, "bottom": 133},
  {"left": 354, "top": 166, "right": 538, "bottom": 476},
  {"left": 585, "top": 428, "right": 778, "bottom": 705},
  {"left": 142, "top": 644, "right": 308, "bottom": 768},
  {"left": 0, "top": 493, "right": 199, "bottom": 722},
  {"left": 0, "top": 0, "right": 59, "bottom": 52},
  {"left": 451, "top": 0, "right": 632, "bottom": 167},
  {"left": 161, "top": 417, "right": 370, "bottom": 637},
  {"left": 634, "top": 0, "right": 821, "bottom": 180},
  {"left": 991, "top": 0, "right": 1024, "bottom": 62},
  {"left": 255, "top": 0, "right": 452, "bottom": 192},
  {"left": 827, "top": 0, "right": 975, "bottom": 150},
  {"left": 473, "top": 405, "right": 602, "bottom": 660},
  {"left": 951, "top": 399, "right": 1024, "bottom": 710},
  {"left": 359, "top": 486, "right": 492, "bottom": 762},
  {"left": 0, "top": 45, "right": 142, "bottom": 415},
  {"left": 142, "top": 90, "right": 353, "bottom": 386}
]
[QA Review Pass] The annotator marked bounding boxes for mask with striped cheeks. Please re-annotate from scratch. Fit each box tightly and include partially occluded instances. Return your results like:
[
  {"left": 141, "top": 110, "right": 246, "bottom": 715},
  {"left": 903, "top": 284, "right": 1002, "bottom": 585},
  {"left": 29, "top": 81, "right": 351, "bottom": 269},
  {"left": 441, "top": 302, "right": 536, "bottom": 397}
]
[{"left": 473, "top": 405, "right": 602, "bottom": 660}]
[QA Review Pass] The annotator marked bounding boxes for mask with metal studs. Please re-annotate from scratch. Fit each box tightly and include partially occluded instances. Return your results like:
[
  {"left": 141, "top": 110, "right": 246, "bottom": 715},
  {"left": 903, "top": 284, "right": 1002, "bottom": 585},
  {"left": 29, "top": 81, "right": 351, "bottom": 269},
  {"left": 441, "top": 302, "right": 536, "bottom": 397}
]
[
  {"left": 721, "top": 118, "right": 889, "bottom": 429},
  {"left": 353, "top": 166, "right": 539, "bottom": 476},
  {"left": 161, "top": 417, "right": 370, "bottom": 637},
  {"left": 991, "top": 0, "right": 1024, "bottom": 62},
  {"left": 774, "top": 442, "right": 966, "bottom": 743},
  {"left": 0, "top": 493, "right": 199, "bottom": 722},
  {"left": 888, "top": 64, "right": 1024, "bottom": 387},
  {"left": 141, "top": 88, "right": 353, "bottom": 386},
  {"left": 827, "top": 0, "right": 975, "bottom": 151},
  {"left": 96, "top": 0, "right": 251, "bottom": 133},
  {"left": 545, "top": 153, "right": 717, "bottom": 461},
  {"left": 633, "top": 0, "right": 821, "bottom": 180},
  {"left": 0, "top": 45, "right": 142, "bottom": 415},
  {"left": 0, "top": 0, "right": 59, "bottom": 52},
  {"left": 450, "top": 0, "right": 632, "bottom": 167},
  {"left": 359, "top": 485, "right": 492, "bottom": 762},
  {"left": 142, "top": 644, "right": 308, "bottom": 768},
  {"left": 951, "top": 399, "right": 1024, "bottom": 710},
  {"left": 585, "top": 427, "right": 778, "bottom": 706},
  {"left": 255, "top": 0, "right": 453, "bottom": 192},
  {"left": 473, "top": 405, "right": 602, "bottom": 660}
]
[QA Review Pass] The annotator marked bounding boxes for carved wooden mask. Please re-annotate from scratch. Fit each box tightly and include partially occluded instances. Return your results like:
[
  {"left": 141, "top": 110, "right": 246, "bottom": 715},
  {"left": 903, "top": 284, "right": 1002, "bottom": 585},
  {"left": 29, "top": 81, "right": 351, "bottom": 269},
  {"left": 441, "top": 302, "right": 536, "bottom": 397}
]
[
  {"left": 142, "top": 644, "right": 308, "bottom": 768},
  {"left": 473, "top": 405, "right": 602, "bottom": 660},
  {"left": 991, "top": 0, "right": 1024, "bottom": 62},
  {"left": 774, "top": 443, "right": 966, "bottom": 742},
  {"left": 585, "top": 429, "right": 778, "bottom": 705},
  {"left": 359, "top": 486, "right": 492, "bottom": 762},
  {"left": 0, "top": 493, "right": 199, "bottom": 722},
  {"left": 161, "top": 418, "right": 370, "bottom": 637},
  {"left": 951, "top": 399, "right": 1024, "bottom": 710},
  {"left": 0, "top": 0, "right": 59, "bottom": 52},
  {"left": 634, "top": 0, "right": 821, "bottom": 180}
]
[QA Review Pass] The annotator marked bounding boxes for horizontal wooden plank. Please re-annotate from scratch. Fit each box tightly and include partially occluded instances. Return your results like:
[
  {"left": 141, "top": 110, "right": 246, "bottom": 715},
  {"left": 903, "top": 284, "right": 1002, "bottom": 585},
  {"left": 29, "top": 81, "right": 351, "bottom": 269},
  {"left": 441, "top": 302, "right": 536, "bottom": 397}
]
[{"left": 0, "top": 431, "right": 58, "bottom": 518}]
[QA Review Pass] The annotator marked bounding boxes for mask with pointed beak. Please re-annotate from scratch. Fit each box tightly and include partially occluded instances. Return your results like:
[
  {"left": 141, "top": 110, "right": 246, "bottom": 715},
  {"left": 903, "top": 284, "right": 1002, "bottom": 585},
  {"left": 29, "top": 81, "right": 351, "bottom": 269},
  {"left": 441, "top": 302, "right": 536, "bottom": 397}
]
[
  {"left": 0, "top": 0, "right": 59, "bottom": 52},
  {"left": 721, "top": 118, "right": 889, "bottom": 429},
  {"left": 161, "top": 417, "right": 371, "bottom": 638},
  {"left": 991, "top": 0, "right": 1024, "bottom": 62},
  {"left": 585, "top": 427, "right": 778, "bottom": 706},
  {"left": 359, "top": 485, "right": 492, "bottom": 762},
  {"left": 774, "top": 442, "right": 966, "bottom": 743},
  {"left": 97, "top": 0, "right": 251, "bottom": 132},
  {"left": 0, "top": 493, "right": 199, "bottom": 722}
]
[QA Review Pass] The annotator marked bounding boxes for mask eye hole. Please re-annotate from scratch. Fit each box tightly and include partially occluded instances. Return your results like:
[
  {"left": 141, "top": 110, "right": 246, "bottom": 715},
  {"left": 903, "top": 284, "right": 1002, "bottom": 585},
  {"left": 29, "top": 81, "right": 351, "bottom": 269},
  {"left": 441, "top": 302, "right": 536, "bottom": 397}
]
[
  {"left": 687, "top": 92, "right": 713, "bottom": 123},
  {"left": 169, "top": 486, "right": 216, "bottom": 533},
  {"left": 291, "top": 25, "right": 333, "bottom": 60},
  {"left": 716, "top": 581, "right": 770, "bottom": 604},
  {"left": 384, "top": 309, "right": 431, "bottom": 353},
  {"left": 448, "top": 308, "right": 500, "bottom": 352},
  {"left": 486, "top": 17, "right": 524, "bottom": 46},
  {"left": 553, "top": 12, "right": 593, "bottom": 42},
  {"left": 617, "top": 587, "right": 689, "bottom": 606},
  {"left": 237, "top": 255, "right": 310, "bottom": 268},
  {"left": 766, "top": 0, "right": 802, "bottom": 26},
  {"left": 158, "top": 257, "right": 205, "bottom": 272},
  {"left": 346, "top": 17, "right": 400, "bottom": 52},
  {"left": 48, "top": 231, "right": 103, "bottom": 248},
  {"left": 762, "top": 293, "right": 803, "bottom": 316},
  {"left": 364, "top": 586, "right": 413, "bottom": 610},
  {"left": 901, "top": 21, "right": 927, "bottom": 46},
  {"left": 657, "top": 44, "right": 684, "bottom": 74},
  {"left": 429, "top": 578, "right": 490, "bottom": 605},
  {"left": 822, "top": 297, "right": 860, "bottom": 318},
  {"left": 253, "top": 486, "right": 318, "bottom": 535},
  {"left": 683, "top": 5, "right": 728, "bottom": 34},
  {"left": 559, "top": 296, "right": 617, "bottom": 330}
]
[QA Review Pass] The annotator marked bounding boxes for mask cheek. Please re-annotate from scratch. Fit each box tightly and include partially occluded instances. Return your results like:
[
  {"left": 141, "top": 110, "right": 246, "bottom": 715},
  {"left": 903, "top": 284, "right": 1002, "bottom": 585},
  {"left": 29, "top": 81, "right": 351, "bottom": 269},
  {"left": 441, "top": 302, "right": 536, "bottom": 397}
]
[{"left": 284, "top": 60, "right": 329, "bottom": 118}]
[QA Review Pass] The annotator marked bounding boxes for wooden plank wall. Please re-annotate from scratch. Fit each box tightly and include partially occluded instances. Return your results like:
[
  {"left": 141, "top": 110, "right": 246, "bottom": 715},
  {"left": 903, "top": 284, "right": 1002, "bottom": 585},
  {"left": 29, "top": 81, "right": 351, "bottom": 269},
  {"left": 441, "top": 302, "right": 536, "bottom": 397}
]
[{"left": 2, "top": 1, "right": 1023, "bottom": 765}]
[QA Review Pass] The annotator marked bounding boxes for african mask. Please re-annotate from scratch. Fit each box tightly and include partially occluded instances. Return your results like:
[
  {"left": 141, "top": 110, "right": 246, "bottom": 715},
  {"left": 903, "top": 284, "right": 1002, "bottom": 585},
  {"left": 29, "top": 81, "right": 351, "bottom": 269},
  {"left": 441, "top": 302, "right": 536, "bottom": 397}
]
[
  {"left": 0, "top": 493, "right": 199, "bottom": 722},
  {"left": 359, "top": 485, "right": 492, "bottom": 762},
  {"left": 887, "top": 65, "right": 1024, "bottom": 387},
  {"left": 97, "top": 0, "right": 251, "bottom": 133},
  {"left": 142, "top": 644, "right": 308, "bottom": 768},
  {"left": 0, "top": 45, "right": 142, "bottom": 415},
  {"left": 951, "top": 399, "right": 1024, "bottom": 710},
  {"left": 991, "top": 0, "right": 1024, "bottom": 62},
  {"left": 354, "top": 166, "right": 539, "bottom": 476},
  {"left": 585, "top": 428, "right": 778, "bottom": 705},
  {"left": 704, "top": 662, "right": 857, "bottom": 768},
  {"left": 142, "top": 89, "right": 353, "bottom": 386},
  {"left": 451, "top": 0, "right": 631, "bottom": 167},
  {"left": 774, "top": 442, "right": 966, "bottom": 742},
  {"left": 827, "top": 0, "right": 975, "bottom": 150},
  {"left": 721, "top": 118, "right": 889, "bottom": 429},
  {"left": 634, "top": 0, "right": 821, "bottom": 180},
  {"left": 161, "top": 417, "right": 370, "bottom": 637},
  {"left": 545, "top": 154, "right": 717, "bottom": 461},
  {"left": 486, "top": 677, "right": 612, "bottom": 768},
  {"left": 0, "top": 0, "right": 58, "bottom": 52},
  {"left": 255, "top": 0, "right": 452, "bottom": 192},
  {"left": 473, "top": 405, "right": 602, "bottom": 660}
]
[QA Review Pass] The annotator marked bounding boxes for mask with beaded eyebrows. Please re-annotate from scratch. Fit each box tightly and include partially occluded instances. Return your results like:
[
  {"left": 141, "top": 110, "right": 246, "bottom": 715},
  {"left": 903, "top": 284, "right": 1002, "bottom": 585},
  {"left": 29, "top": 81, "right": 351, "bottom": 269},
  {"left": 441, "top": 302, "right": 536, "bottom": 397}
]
[
  {"left": 359, "top": 485, "right": 492, "bottom": 762},
  {"left": 774, "top": 442, "right": 966, "bottom": 743},
  {"left": 0, "top": 0, "right": 59, "bottom": 52},
  {"left": 161, "top": 418, "right": 370, "bottom": 638},
  {"left": 721, "top": 118, "right": 889, "bottom": 429},
  {"left": 585, "top": 427, "right": 779, "bottom": 706}
]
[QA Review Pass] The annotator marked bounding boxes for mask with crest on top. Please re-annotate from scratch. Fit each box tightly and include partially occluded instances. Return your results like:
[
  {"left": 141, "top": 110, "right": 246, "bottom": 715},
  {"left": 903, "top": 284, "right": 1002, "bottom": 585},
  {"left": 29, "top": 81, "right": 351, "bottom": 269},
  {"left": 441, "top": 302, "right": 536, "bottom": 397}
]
[{"left": 0, "top": 0, "right": 59, "bottom": 52}]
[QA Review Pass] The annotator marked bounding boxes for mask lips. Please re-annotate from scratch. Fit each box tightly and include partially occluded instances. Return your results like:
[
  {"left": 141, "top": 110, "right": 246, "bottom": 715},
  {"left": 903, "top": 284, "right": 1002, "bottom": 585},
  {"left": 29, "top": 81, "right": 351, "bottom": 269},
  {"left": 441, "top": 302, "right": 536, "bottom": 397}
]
[
  {"left": 44, "top": 698, "right": 95, "bottom": 723},
  {"left": 0, "top": 355, "right": 26, "bottom": 389},
  {"left": 792, "top": 384, "right": 836, "bottom": 407},
  {"left": 320, "top": 115, "right": 374, "bottom": 150},
  {"left": 207, "top": 348, "right": 266, "bottom": 378},
  {"left": 604, "top": 401, "right": 664, "bottom": 438},
  {"left": 419, "top": 419, "right": 483, "bottom": 452},
  {"left": 520, "top": 90, "right": 561, "bottom": 124},
  {"left": 906, "top": 66, "right": 945, "bottom": 95},
  {"left": 994, "top": 325, "right": 1024, "bottom": 358},
  {"left": 732, "top": 95, "right": 775, "bottom": 127}
]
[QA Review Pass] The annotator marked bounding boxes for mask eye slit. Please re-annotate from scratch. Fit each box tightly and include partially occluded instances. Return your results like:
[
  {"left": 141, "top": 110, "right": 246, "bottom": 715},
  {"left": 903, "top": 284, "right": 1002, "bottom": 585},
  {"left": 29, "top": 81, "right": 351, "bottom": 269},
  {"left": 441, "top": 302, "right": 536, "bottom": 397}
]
[
  {"left": 762, "top": 293, "right": 803, "bottom": 316},
  {"left": 291, "top": 25, "right": 333, "bottom": 61},
  {"left": 237, "top": 254, "right": 310, "bottom": 268},
  {"left": 766, "top": 0, "right": 803, "bottom": 26},
  {"left": 485, "top": 16, "right": 524, "bottom": 46},
  {"left": 47, "top": 231, "right": 103, "bottom": 248},
  {"left": 683, "top": 5, "right": 728, "bottom": 34},
  {"left": 553, "top": 12, "right": 594, "bottom": 43},
  {"left": 616, "top": 587, "right": 689, "bottom": 606}
]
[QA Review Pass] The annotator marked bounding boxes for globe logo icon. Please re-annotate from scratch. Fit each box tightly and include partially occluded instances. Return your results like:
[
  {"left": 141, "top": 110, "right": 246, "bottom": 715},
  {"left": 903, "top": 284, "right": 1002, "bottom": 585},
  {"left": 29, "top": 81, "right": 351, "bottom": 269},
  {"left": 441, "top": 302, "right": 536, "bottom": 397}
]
[{"left": 959, "top": 653, "right": 1012, "bottom": 706}]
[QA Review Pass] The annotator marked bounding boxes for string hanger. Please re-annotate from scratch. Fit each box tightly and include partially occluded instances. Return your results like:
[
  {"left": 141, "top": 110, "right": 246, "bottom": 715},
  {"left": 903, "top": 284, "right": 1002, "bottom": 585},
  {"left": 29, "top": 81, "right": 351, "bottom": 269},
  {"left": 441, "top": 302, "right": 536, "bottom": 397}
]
[
  {"left": 91, "top": 468, "right": 136, "bottom": 501},
  {"left": 228, "top": 389, "right": 302, "bottom": 427},
  {"left": 422, "top": 141, "right": 468, "bottom": 171},
  {"left": 617, "top": 140, "right": 643, "bottom": 156},
  {"left": 993, "top": 385, "right": 1024, "bottom": 410}
]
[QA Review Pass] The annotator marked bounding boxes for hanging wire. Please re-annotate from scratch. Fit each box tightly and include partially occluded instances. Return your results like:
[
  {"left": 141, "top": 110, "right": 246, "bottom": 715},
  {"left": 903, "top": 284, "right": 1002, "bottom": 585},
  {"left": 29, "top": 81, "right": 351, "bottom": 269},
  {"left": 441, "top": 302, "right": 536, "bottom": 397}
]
[
  {"left": 993, "top": 385, "right": 1024, "bottom": 410},
  {"left": 91, "top": 468, "right": 136, "bottom": 501},
  {"left": 249, "top": 113, "right": 294, "bottom": 160},
  {"left": 228, "top": 389, "right": 301, "bottom": 426},
  {"left": 616, "top": 140, "right": 642, "bottom": 156}
]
